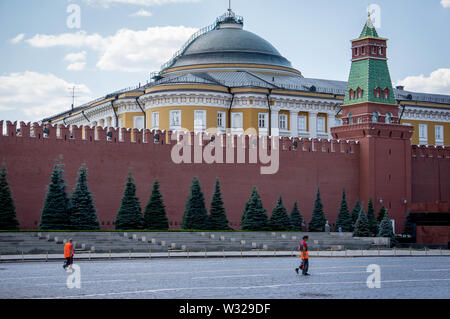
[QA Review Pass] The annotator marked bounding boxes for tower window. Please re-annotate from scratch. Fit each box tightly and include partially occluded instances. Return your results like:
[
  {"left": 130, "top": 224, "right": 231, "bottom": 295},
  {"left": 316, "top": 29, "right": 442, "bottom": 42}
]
[
  {"left": 348, "top": 113, "right": 353, "bottom": 125},
  {"left": 383, "top": 88, "right": 390, "bottom": 100},
  {"left": 373, "top": 111, "right": 379, "bottom": 123},
  {"left": 349, "top": 89, "right": 355, "bottom": 100},
  {"left": 385, "top": 112, "right": 392, "bottom": 124},
  {"left": 374, "top": 87, "right": 381, "bottom": 99},
  {"left": 356, "top": 87, "right": 363, "bottom": 99},
  {"left": 361, "top": 46, "right": 366, "bottom": 54},
  {"left": 379, "top": 47, "right": 383, "bottom": 55}
]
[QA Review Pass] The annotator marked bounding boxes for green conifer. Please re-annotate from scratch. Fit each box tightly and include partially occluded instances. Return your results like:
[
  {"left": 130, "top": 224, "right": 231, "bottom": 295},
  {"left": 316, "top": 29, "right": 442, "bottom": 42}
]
[
  {"left": 353, "top": 208, "right": 371, "bottom": 237},
  {"left": 143, "top": 180, "right": 169, "bottom": 230},
  {"left": 115, "top": 172, "right": 143, "bottom": 230},
  {"left": 377, "top": 206, "right": 387, "bottom": 224},
  {"left": 377, "top": 210, "right": 397, "bottom": 246},
  {"left": 182, "top": 177, "right": 209, "bottom": 230},
  {"left": 241, "top": 187, "right": 269, "bottom": 231},
  {"left": 208, "top": 178, "right": 230, "bottom": 231},
  {"left": 70, "top": 165, "right": 100, "bottom": 230},
  {"left": 350, "top": 200, "right": 361, "bottom": 231},
  {"left": 40, "top": 160, "right": 71, "bottom": 230},
  {"left": 335, "top": 189, "right": 352, "bottom": 232},
  {"left": 0, "top": 164, "right": 19, "bottom": 230},
  {"left": 268, "top": 196, "right": 292, "bottom": 231},
  {"left": 290, "top": 202, "right": 303, "bottom": 231},
  {"left": 308, "top": 187, "right": 327, "bottom": 232}
]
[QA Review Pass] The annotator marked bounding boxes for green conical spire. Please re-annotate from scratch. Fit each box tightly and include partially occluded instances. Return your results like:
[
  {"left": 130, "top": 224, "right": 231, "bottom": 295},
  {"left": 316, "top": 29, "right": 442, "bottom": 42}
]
[{"left": 359, "top": 13, "right": 380, "bottom": 39}]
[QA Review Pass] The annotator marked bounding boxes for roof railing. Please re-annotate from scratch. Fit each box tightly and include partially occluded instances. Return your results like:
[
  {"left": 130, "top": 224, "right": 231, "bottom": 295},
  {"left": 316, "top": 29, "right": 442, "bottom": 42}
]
[{"left": 159, "top": 11, "right": 244, "bottom": 73}]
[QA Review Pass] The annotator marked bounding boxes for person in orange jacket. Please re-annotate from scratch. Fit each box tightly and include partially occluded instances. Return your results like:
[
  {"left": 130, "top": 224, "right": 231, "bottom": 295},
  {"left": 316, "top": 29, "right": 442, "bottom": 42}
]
[
  {"left": 63, "top": 239, "right": 75, "bottom": 271},
  {"left": 295, "top": 236, "right": 310, "bottom": 276}
]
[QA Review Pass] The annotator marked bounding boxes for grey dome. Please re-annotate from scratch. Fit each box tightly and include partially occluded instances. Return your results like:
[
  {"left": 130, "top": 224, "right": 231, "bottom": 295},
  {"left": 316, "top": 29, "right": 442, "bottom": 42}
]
[{"left": 169, "top": 26, "right": 294, "bottom": 70}]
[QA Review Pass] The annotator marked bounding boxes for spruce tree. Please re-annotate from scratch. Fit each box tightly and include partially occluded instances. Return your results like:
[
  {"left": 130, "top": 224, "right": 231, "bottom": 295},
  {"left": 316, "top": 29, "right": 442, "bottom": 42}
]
[
  {"left": 182, "top": 177, "right": 209, "bottom": 230},
  {"left": 143, "top": 180, "right": 169, "bottom": 230},
  {"left": 40, "top": 160, "right": 71, "bottom": 230},
  {"left": 377, "top": 206, "right": 387, "bottom": 224},
  {"left": 367, "top": 198, "right": 378, "bottom": 236},
  {"left": 290, "top": 202, "right": 303, "bottom": 231},
  {"left": 353, "top": 208, "right": 371, "bottom": 237},
  {"left": 0, "top": 164, "right": 19, "bottom": 230},
  {"left": 70, "top": 165, "right": 100, "bottom": 230},
  {"left": 115, "top": 172, "right": 143, "bottom": 230},
  {"left": 308, "top": 187, "right": 326, "bottom": 232},
  {"left": 208, "top": 178, "right": 230, "bottom": 231},
  {"left": 377, "top": 210, "right": 397, "bottom": 246},
  {"left": 350, "top": 200, "right": 361, "bottom": 231},
  {"left": 335, "top": 189, "right": 352, "bottom": 232},
  {"left": 268, "top": 196, "right": 292, "bottom": 231},
  {"left": 241, "top": 187, "right": 269, "bottom": 231}
]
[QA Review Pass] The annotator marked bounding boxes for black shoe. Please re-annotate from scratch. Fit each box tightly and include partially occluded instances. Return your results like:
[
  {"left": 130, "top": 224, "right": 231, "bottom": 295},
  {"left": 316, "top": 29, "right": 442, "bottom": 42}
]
[
  {"left": 295, "top": 268, "right": 299, "bottom": 274},
  {"left": 303, "top": 273, "right": 311, "bottom": 276}
]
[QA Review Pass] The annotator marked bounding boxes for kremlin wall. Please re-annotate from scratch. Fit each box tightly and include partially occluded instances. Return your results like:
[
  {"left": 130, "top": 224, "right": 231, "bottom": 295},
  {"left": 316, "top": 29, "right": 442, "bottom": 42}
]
[{"left": 0, "top": 120, "right": 449, "bottom": 245}]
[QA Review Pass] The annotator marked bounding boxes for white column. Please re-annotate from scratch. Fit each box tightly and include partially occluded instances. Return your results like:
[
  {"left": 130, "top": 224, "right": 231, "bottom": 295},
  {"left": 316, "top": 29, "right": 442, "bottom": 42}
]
[
  {"left": 309, "top": 111, "right": 318, "bottom": 139},
  {"left": 327, "top": 113, "right": 335, "bottom": 139},
  {"left": 271, "top": 110, "right": 279, "bottom": 137},
  {"left": 290, "top": 111, "right": 298, "bottom": 138}
]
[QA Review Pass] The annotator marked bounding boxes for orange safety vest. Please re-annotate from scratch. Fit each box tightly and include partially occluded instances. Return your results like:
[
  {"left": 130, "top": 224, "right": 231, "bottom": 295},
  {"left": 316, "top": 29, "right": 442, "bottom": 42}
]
[
  {"left": 299, "top": 241, "right": 309, "bottom": 260},
  {"left": 64, "top": 243, "right": 74, "bottom": 258}
]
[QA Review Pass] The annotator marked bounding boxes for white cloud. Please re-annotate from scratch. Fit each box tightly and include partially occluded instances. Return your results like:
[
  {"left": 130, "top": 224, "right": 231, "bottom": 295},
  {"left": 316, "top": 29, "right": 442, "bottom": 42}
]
[
  {"left": 64, "top": 51, "right": 87, "bottom": 63},
  {"left": 130, "top": 9, "right": 153, "bottom": 17},
  {"left": 27, "top": 26, "right": 197, "bottom": 72},
  {"left": 0, "top": 71, "right": 91, "bottom": 121},
  {"left": 396, "top": 68, "right": 450, "bottom": 95},
  {"left": 441, "top": 0, "right": 450, "bottom": 8},
  {"left": 82, "top": 0, "right": 201, "bottom": 8},
  {"left": 67, "top": 62, "right": 87, "bottom": 71},
  {"left": 10, "top": 33, "right": 25, "bottom": 44}
]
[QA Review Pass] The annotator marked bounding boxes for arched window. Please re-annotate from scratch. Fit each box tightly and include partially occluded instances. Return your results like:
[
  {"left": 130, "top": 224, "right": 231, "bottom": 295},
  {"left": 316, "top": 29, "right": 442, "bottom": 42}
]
[
  {"left": 385, "top": 112, "right": 392, "bottom": 124},
  {"left": 348, "top": 113, "right": 353, "bottom": 125},
  {"left": 349, "top": 89, "right": 355, "bottom": 100},
  {"left": 383, "top": 88, "right": 390, "bottom": 100},
  {"left": 356, "top": 87, "right": 363, "bottom": 99},
  {"left": 373, "top": 111, "right": 379, "bottom": 123},
  {"left": 374, "top": 87, "right": 381, "bottom": 99}
]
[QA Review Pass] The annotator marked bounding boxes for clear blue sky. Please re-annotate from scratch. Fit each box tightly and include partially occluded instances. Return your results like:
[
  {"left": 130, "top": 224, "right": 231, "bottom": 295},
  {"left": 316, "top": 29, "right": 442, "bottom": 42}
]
[{"left": 1, "top": 0, "right": 449, "bottom": 122}]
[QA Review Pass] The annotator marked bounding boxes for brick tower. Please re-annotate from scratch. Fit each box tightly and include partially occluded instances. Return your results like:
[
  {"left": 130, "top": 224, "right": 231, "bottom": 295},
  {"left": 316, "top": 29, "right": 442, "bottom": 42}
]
[{"left": 331, "top": 14, "right": 414, "bottom": 232}]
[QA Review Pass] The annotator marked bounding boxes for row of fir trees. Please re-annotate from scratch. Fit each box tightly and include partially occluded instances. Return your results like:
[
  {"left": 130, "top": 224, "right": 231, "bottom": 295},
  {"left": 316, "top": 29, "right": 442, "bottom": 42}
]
[{"left": 0, "top": 161, "right": 404, "bottom": 241}]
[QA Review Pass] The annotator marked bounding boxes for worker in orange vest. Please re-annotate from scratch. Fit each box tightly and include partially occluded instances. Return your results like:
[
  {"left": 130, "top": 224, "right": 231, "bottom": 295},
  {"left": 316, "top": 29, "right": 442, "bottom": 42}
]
[
  {"left": 63, "top": 239, "right": 75, "bottom": 271},
  {"left": 295, "top": 236, "right": 310, "bottom": 276}
]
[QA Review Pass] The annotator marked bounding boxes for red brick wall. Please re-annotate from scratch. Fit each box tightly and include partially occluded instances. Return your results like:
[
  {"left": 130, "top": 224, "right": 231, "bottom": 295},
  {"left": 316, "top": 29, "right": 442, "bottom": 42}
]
[
  {"left": 416, "top": 226, "right": 450, "bottom": 245},
  {"left": 411, "top": 145, "right": 450, "bottom": 204},
  {"left": 0, "top": 121, "right": 360, "bottom": 230}
]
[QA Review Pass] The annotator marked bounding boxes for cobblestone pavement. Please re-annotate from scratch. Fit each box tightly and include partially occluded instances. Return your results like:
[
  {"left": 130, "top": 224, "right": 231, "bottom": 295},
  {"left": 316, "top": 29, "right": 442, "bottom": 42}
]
[{"left": 0, "top": 257, "right": 449, "bottom": 299}]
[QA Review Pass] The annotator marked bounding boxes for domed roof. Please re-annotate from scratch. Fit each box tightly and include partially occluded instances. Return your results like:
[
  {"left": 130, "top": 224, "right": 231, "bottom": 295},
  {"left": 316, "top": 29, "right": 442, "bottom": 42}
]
[{"left": 162, "top": 12, "right": 296, "bottom": 74}]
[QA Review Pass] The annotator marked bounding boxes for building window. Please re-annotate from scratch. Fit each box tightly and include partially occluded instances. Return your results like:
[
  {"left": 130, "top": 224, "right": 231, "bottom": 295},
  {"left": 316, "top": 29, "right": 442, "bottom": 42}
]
[
  {"left": 419, "top": 124, "right": 428, "bottom": 145},
  {"left": 194, "top": 110, "right": 206, "bottom": 132},
  {"left": 372, "top": 46, "right": 376, "bottom": 54},
  {"left": 170, "top": 110, "right": 181, "bottom": 130},
  {"left": 258, "top": 113, "right": 268, "bottom": 129},
  {"left": 298, "top": 115, "right": 307, "bottom": 131},
  {"left": 134, "top": 116, "right": 145, "bottom": 130},
  {"left": 435, "top": 125, "right": 444, "bottom": 146},
  {"left": 385, "top": 112, "right": 392, "bottom": 124},
  {"left": 349, "top": 89, "right": 355, "bottom": 100},
  {"left": 361, "top": 46, "right": 366, "bottom": 54},
  {"left": 232, "top": 113, "right": 243, "bottom": 129},
  {"left": 383, "top": 88, "right": 390, "bottom": 100},
  {"left": 217, "top": 112, "right": 226, "bottom": 129},
  {"left": 152, "top": 112, "right": 159, "bottom": 130},
  {"left": 279, "top": 114, "right": 287, "bottom": 130},
  {"left": 374, "top": 87, "right": 381, "bottom": 99},
  {"left": 356, "top": 87, "right": 363, "bottom": 99},
  {"left": 317, "top": 117, "right": 325, "bottom": 133},
  {"left": 348, "top": 113, "right": 353, "bottom": 125},
  {"left": 379, "top": 47, "right": 383, "bottom": 55},
  {"left": 373, "top": 111, "right": 379, "bottom": 123},
  {"left": 354, "top": 48, "right": 359, "bottom": 56}
]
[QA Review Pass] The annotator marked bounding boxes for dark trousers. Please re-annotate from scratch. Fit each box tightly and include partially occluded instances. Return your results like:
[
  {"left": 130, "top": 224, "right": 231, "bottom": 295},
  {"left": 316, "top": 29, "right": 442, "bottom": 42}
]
[
  {"left": 64, "top": 256, "right": 73, "bottom": 268},
  {"left": 301, "top": 259, "right": 309, "bottom": 274}
]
